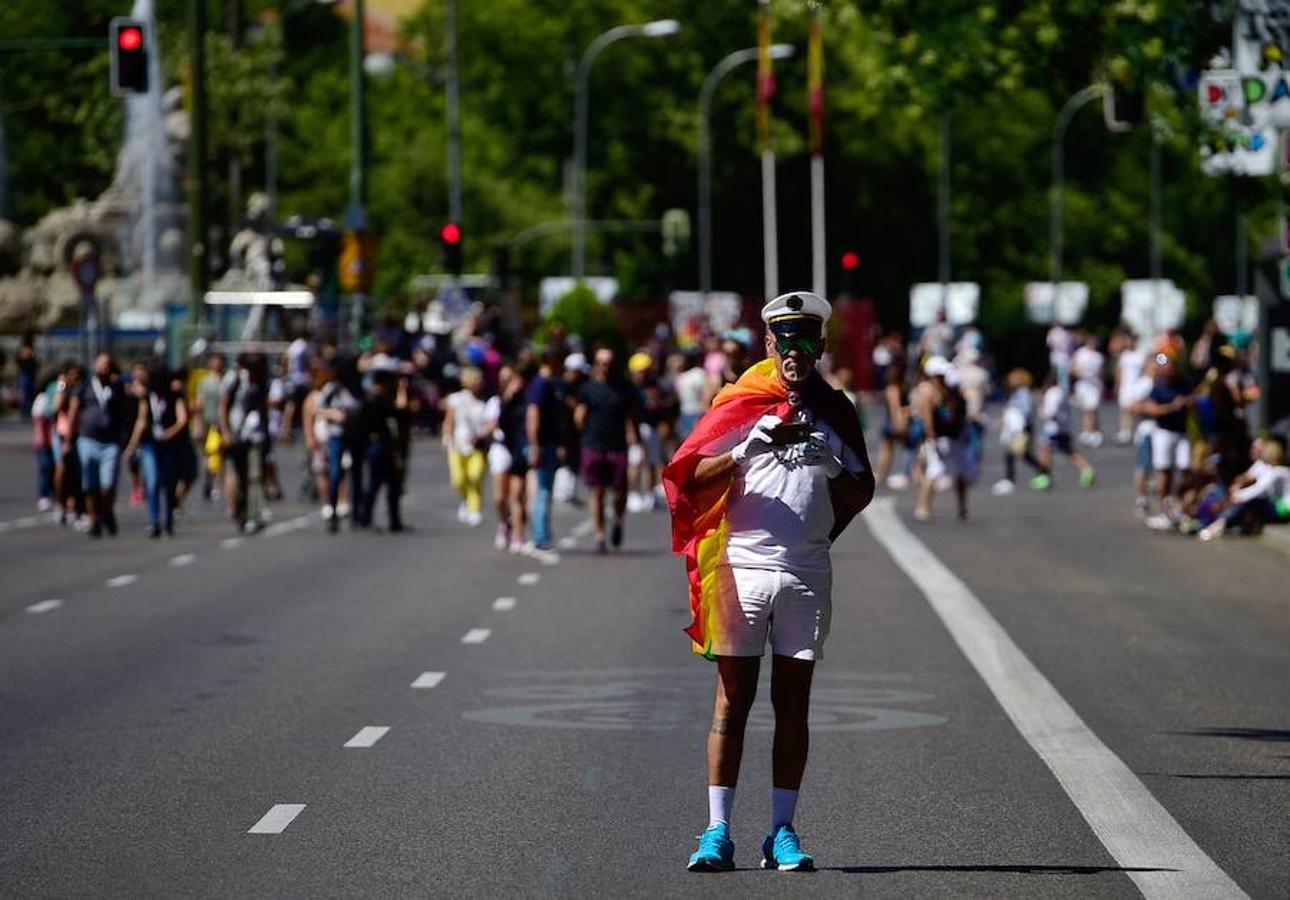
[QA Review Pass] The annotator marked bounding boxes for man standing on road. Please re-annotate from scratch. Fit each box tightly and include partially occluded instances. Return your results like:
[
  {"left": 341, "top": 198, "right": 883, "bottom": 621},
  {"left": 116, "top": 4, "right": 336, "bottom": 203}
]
[
  {"left": 68, "top": 352, "right": 130, "bottom": 538},
  {"left": 574, "top": 346, "right": 638, "bottom": 553},
  {"left": 664, "top": 292, "right": 874, "bottom": 873}
]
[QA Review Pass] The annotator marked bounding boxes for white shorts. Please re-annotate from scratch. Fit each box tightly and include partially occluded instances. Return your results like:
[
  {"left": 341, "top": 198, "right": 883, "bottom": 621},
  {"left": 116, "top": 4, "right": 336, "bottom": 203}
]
[
  {"left": 1150, "top": 428, "right": 1190, "bottom": 472},
  {"left": 487, "top": 443, "right": 512, "bottom": 476},
  {"left": 709, "top": 565, "right": 831, "bottom": 661},
  {"left": 1074, "top": 379, "right": 1102, "bottom": 412}
]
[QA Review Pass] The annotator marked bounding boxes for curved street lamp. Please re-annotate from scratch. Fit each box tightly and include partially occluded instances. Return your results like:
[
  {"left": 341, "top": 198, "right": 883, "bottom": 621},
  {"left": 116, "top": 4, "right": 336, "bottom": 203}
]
[
  {"left": 571, "top": 19, "right": 682, "bottom": 278},
  {"left": 697, "top": 43, "right": 794, "bottom": 297}
]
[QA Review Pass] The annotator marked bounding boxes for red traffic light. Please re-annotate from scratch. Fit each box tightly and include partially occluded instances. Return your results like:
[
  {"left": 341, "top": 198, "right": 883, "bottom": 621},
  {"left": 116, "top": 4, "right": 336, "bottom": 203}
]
[
  {"left": 440, "top": 222, "right": 461, "bottom": 245},
  {"left": 118, "top": 26, "right": 143, "bottom": 51},
  {"left": 840, "top": 251, "right": 860, "bottom": 271}
]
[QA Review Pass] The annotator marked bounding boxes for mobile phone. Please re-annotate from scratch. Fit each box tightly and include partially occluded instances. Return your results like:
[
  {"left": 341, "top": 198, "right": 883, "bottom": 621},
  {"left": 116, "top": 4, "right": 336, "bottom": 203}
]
[{"left": 768, "top": 422, "right": 813, "bottom": 445}]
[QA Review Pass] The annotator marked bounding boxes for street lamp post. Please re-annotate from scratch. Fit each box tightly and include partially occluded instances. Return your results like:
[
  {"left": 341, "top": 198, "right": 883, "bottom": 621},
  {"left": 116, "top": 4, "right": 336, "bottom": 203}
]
[
  {"left": 571, "top": 18, "right": 680, "bottom": 279},
  {"left": 1050, "top": 84, "right": 1104, "bottom": 285},
  {"left": 698, "top": 44, "right": 793, "bottom": 297}
]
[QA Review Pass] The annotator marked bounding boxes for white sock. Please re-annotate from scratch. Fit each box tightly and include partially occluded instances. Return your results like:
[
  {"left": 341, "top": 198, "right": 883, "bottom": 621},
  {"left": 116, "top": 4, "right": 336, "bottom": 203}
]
[
  {"left": 708, "top": 785, "right": 735, "bottom": 828},
  {"left": 771, "top": 787, "right": 799, "bottom": 831}
]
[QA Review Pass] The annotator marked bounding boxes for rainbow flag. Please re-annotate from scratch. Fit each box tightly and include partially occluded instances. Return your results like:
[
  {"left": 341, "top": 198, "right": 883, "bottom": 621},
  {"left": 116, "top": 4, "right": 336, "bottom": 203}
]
[{"left": 662, "top": 359, "right": 869, "bottom": 659}]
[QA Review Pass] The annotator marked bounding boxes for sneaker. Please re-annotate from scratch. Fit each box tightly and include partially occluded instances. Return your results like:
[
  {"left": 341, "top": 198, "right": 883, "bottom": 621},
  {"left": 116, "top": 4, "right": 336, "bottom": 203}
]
[
  {"left": 466, "top": 510, "right": 484, "bottom": 527},
  {"left": 1115, "top": 429, "right": 1132, "bottom": 445},
  {"left": 761, "top": 824, "right": 815, "bottom": 872},
  {"left": 1133, "top": 497, "right": 1149, "bottom": 518},
  {"left": 336, "top": 502, "right": 352, "bottom": 519},
  {"left": 322, "top": 504, "right": 335, "bottom": 520},
  {"left": 457, "top": 502, "right": 469, "bottom": 523},
  {"left": 886, "top": 473, "right": 909, "bottom": 491},
  {"left": 990, "top": 479, "right": 1015, "bottom": 496},
  {"left": 687, "top": 823, "right": 735, "bottom": 872},
  {"left": 147, "top": 525, "right": 161, "bottom": 539},
  {"left": 1029, "top": 473, "right": 1052, "bottom": 491},
  {"left": 495, "top": 524, "right": 510, "bottom": 550},
  {"left": 36, "top": 497, "right": 53, "bottom": 512},
  {"left": 1087, "top": 432, "right": 1104, "bottom": 448},
  {"left": 1078, "top": 468, "right": 1096, "bottom": 489},
  {"left": 509, "top": 540, "right": 525, "bottom": 554},
  {"left": 1145, "top": 513, "right": 1175, "bottom": 532}
]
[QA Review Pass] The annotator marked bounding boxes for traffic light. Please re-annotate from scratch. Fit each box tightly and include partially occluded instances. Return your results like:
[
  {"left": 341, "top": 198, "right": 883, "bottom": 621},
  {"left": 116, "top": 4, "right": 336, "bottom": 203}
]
[
  {"left": 839, "top": 250, "right": 859, "bottom": 296},
  {"left": 440, "top": 222, "right": 462, "bottom": 276},
  {"left": 110, "top": 18, "right": 149, "bottom": 96}
]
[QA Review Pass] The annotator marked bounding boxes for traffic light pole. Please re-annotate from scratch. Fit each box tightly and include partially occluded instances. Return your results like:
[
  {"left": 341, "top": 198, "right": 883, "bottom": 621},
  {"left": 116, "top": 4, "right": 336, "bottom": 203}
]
[
  {"left": 349, "top": 0, "right": 368, "bottom": 224},
  {"left": 444, "top": 0, "right": 462, "bottom": 228},
  {"left": 187, "top": 0, "right": 210, "bottom": 324}
]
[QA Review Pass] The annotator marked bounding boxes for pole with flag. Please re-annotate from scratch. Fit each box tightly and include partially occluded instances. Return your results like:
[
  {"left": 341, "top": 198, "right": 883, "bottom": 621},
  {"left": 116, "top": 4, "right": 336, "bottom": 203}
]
[
  {"left": 808, "top": 2, "right": 826, "bottom": 298},
  {"left": 757, "top": 0, "right": 778, "bottom": 300}
]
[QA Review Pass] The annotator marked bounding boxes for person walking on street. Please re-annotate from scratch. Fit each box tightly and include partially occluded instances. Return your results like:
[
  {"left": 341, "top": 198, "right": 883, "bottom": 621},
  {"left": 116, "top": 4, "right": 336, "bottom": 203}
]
[
  {"left": 911, "top": 356, "right": 972, "bottom": 522},
  {"left": 354, "top": 365, "right": 406, "bottom": 532},
  {"left": 575, "top": 346, "right": 639, "bottom": 553},
  {"left": 1142, "top": 353, "right": 1195, "bottom": 530},
  {"left": 219, "top": 354, "right": 271, "bottom": 533},
  {"left": 664, "top": 292, "right": 874, "bottom": 873},
  {"left": 525, "top": 346, "right": 565, "bottom": 554},
  {"left": 68, "top": 352, "right": 129, "bottom": 537},
  {"left": 195, "top": 352, "right": 227, "bottom": 501},
  {"left": 442, "top": 366, "right": 489, "bottom": 527},
  {"left": 124, "top": 363, "right": 189, "bottom": 538}
]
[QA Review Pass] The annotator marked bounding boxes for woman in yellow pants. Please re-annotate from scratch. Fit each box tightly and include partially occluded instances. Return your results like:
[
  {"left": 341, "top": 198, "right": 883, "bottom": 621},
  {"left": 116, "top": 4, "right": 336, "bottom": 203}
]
[{"left": 442, "top": 367, "right": 489, "bottom": 526}]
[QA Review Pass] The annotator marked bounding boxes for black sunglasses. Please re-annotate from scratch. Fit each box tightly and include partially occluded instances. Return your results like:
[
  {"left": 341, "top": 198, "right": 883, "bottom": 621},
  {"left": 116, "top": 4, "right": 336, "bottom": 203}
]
[{"left": 774, "top": 334, "right": 822, "bottom": 356}]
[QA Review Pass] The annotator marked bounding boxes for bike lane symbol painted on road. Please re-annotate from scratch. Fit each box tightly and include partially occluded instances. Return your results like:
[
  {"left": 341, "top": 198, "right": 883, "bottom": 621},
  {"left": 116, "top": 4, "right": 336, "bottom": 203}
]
[{"left": 461, "top": 671, "right": 946, "bottom": 733}]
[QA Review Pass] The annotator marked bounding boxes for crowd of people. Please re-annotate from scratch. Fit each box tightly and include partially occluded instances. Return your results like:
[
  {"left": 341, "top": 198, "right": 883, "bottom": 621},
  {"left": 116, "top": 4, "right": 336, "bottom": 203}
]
[
  {"left": 7, "top": 305, "right": 1288, "bottom": 547},
  {"left": 868, "top": 315, "right": 1288, "bottom": 538}
]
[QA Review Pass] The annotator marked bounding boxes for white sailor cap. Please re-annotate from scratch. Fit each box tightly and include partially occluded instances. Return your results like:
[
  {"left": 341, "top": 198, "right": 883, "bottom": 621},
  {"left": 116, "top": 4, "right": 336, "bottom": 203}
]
[{"left": 760, "top": 291, "right": 831, "bottom": 333}]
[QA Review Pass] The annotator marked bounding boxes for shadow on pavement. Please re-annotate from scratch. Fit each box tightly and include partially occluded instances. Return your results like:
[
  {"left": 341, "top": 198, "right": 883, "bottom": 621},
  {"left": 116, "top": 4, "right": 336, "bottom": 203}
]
[
  {"left": 824, "top": 864, "right": 1175, "bottom": 875},
  {"left": 1172, "top": 727, "right": 1290, "bottom": 743}
]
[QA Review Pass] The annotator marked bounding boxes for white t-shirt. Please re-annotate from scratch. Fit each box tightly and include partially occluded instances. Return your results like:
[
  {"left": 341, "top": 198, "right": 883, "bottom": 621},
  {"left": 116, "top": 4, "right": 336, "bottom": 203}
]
[
  {"left": 1071, "top": 346, "right": 1104, "bottom": 382},
  {"left": 1047, "top": 326, "right": 1074, "bottom": 367},
  {"left": 1040, "top": 385, "right": 1071, "bottom": 433},
  {"left": 725, "top": 417, "right": 865, "bottom": 575},
  {"left": 446, "top": 390, "right": 487, "bottom": 454},
  {"left": 1232, "top": 461, "right": 1290, "bottom": 504},
  {"left": 677, "top": 367, "right": 709, "bottom": 416}
]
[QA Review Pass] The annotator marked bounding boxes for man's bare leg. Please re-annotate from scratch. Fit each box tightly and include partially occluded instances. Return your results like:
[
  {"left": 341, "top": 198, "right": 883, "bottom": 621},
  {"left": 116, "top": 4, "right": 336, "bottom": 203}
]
[{"left": 707, "top": 656, "right": 760, "bottom": 787}]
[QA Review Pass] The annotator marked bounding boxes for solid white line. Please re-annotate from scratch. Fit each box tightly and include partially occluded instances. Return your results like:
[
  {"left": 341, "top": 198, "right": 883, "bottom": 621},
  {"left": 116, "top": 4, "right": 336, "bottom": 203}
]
[
  {"left": 247, "top": 803, "right": 306, "bottom": 834},
  {"left": 864, "top": 499, "right": 1246, "bottom": 899},
  {"left": 460, "top": 628, "right": 491, "bottom": 644},
  {"left": 410, "top": 671, "right": 446, "bottom": 689},
  {"left": 105, "top": 574, "right": 138, "bottom": 588},
  {"left": 221, "top": 537, "right": 243, "bottom": 550},
  {"left": 343, "top": 726, "right": 390, "bottom": 748},
  {"left": 492, "top": 597, "right": 517, "bottom": 611},
  {"left": 26, "top": 599, "right": 64, "bottom": 615},
  {"left": 169, "top": 553, "right": 197, "bottom": 568},
  {"left": 517, "top": 573, "right": 540, "bottom": 586},
  {"left": 263, "top": 515, "right": 310, "bottom": 538}
]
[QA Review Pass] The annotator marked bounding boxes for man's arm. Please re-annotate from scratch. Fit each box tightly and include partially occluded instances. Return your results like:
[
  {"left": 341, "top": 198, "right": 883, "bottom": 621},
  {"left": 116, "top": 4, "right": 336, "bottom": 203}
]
[
  {"left": 692, "top": 452, "right": 736, "bottom": 488},
  {"left": 525, "top": 401, "right": 541, "bottom": 461}
]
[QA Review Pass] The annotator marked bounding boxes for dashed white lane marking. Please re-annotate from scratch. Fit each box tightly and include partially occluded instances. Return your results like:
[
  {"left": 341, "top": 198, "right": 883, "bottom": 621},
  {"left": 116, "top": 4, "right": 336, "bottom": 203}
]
[
  {"left": 26, "top": 599, "right": 64, "bottom": 615},
  {"left": 517, "top": 573, "right": 540, "bottom": 586},
  {"left": 571, "top": 519, "right": 595, "bottom": 537},
  {"left": 247, "top": 804, "right": 306, "bottom": 834},
  {"left": 492, "top": 597, "right": 517, "bottom": 611},
  {"left": 221, "top": 537, "right": 243, "bottom": 550},
  {"left": 343, "top": 726, "right": 390, "bottom": 748},
  {"left": 169, "top": 553, "right": 197, "bottom": 568},
  {"left": 263, "top": 515, "right": 311, "bottom": 538},
  {"left": 460, "top": 628, "right": 491, "bottom": 644},
  {"left": 410, "top": 671, "right": 446, "bottom": 689},
  {"left": 865, "top": 499, "right": 1246, "bottom": 899},
  {"left": 557, "top": 536, "right": 578, "bottom": 549},
  {"left": 105, "top": 574, "right": 138, "bottom": 588}
]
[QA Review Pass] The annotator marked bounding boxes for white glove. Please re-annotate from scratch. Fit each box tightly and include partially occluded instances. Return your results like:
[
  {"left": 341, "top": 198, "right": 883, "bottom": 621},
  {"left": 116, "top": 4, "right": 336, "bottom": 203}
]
[
  {"left": 730, "top": 414, "right": 782, "bottom": 466},
  {"left": 798, "top": 432, "right": 844, "bottom": 478}
]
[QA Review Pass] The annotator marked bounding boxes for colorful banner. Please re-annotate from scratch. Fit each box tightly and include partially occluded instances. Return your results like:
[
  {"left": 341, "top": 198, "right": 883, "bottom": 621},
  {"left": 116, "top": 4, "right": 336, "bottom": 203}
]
[
  {"left": 808, "top": 5, "right": 825, "bottom": 156},
  {"left": 756, "top": 0, "right": 775, "bottom": 151}
]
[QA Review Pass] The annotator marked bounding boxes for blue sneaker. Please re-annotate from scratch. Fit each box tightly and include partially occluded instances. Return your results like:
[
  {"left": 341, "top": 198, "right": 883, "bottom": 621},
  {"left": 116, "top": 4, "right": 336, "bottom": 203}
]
[
  {"left": 687, "top": 822, "right": 735, "bottom": 872},
  {"left": 761, "top": 824, "right": 815, "bottom": 871}
]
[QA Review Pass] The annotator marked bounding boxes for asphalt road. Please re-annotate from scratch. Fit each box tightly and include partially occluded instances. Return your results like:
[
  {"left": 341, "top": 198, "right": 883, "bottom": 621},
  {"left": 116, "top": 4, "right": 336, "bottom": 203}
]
[{"left": 0, "top": 421, "right": 1286, "bottom": 898}]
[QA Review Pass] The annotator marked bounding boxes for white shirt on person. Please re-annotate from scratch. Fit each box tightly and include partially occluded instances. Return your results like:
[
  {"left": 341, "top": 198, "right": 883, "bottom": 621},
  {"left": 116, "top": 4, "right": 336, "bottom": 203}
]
[
  {"left": 725, "top": 415, "right": 865, "bottom": 576},
  {"left": 446, "top": 390, "right": 488, "bottom": 455},
  {"left": 1231, "top": 461, "right": 1290, "bottom": 505}
]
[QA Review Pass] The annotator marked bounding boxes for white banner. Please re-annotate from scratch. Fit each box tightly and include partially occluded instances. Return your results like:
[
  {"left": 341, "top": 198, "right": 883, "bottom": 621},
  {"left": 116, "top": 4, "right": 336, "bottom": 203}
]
[
  {"left": 539, "top": 277, "right": 618, "bottom": 316},
  {"left": 1212, "top": 294, "right": 1259, "bottom": 336},
  {"left": 1121, "top": 279, "right": 1186, "bottom": 338},
  {"left": 909, "top": 282, "right": 979, "bottom": 327},
  {"left": 1024, "top": 282, "right": 1088, "bottom": 325}
]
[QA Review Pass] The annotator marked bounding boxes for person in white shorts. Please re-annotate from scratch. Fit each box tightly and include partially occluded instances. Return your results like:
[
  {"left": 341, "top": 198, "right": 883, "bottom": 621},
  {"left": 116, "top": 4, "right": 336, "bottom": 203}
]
[
  {"left": 670, "top": 291, "right": 874, "bottom": 873},
  {"left": 1113, "top": 329, "right": 1146, "bottom": 444},
  {"left": 1141, "top": 353, "right": 1194, "bottom": 529},
  {"left": 1070, "top": 334, "right": 1105, "bottom": 447}
]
